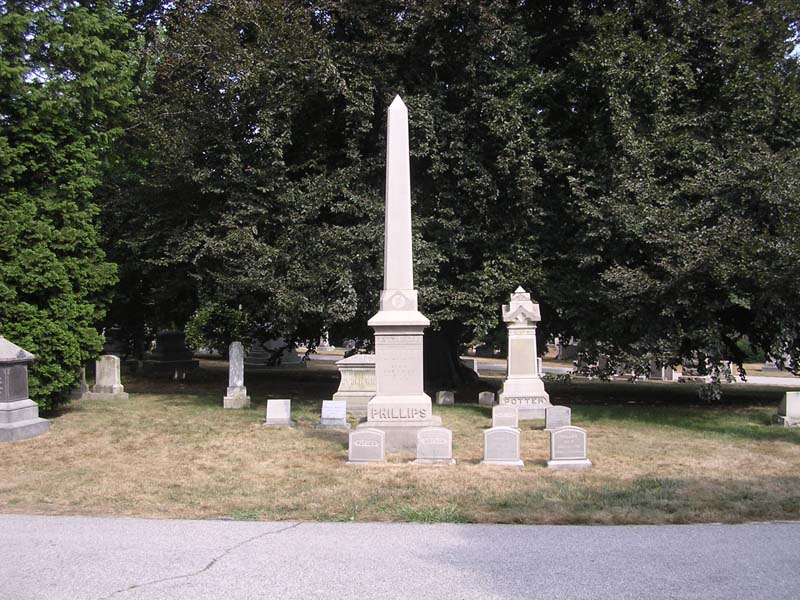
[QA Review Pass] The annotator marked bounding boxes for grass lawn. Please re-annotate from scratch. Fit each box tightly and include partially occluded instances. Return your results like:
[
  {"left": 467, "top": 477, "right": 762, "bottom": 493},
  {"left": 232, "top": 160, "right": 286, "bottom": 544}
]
[{"left": 1, "top": 361, "right": 798, "bottom": 525}]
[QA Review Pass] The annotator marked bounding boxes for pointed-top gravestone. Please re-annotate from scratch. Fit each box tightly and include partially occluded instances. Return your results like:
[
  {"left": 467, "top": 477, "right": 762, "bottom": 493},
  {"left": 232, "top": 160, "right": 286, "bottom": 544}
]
[
  {"left": 224, "top": 341, "right": 250, "bottom": 409},
  {"left": 357, "top": 96, "right": 440, "bottom": 452},
  {"left": 0, "top": 337, "right": 50, "bottom": 442}
]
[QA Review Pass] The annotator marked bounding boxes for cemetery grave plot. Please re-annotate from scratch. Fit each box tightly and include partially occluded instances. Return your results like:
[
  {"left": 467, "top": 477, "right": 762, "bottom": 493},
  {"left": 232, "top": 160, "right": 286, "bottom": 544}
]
[{"left": 0, "top": 363, "right": 798, "bottom": 525}]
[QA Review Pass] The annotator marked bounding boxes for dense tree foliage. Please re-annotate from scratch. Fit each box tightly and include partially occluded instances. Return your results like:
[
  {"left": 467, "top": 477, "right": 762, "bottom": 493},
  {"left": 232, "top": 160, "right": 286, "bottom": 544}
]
[
  {"left": 92, "top": 0, "right": 800, "bottom": 388},
  {"left": 0, "top": 1, "right": 136, "bottom": 408}
]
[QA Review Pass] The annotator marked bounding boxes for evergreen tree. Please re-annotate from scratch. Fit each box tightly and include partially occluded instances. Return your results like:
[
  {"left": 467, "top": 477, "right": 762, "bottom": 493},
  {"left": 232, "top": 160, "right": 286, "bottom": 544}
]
[{"left": 0, "top": 1, "right": 136, "bottom": 408}]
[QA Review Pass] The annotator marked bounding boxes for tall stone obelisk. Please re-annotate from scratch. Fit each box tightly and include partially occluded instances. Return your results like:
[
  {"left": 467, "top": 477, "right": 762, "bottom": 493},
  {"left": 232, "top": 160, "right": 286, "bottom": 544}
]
[{"left": 361, "top": 96, "right": 441, "bottom": 452}]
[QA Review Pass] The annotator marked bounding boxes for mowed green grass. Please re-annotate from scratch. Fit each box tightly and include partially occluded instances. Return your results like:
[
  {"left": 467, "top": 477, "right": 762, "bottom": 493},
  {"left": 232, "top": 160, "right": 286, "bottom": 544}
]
[{"left": 0, "top": 362, "right": 797, "bottom": 524}]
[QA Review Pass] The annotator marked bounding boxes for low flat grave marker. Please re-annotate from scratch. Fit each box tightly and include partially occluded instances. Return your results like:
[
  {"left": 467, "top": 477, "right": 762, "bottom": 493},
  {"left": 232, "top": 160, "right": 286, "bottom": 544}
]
[
  {"left": 413, "top": 427, "right": 455, "bottom": 465},
  {"left": 318, "top": 400, "right": 350, "bottom": 429},
  {"left": 545, "top": 405, "right": 571, "bottom": 430},
  {"left": 481, "top": 426, "right": 523, "bottom": 467},
  {"left": 547, "top": 426, "right": 592, "bottom": 470},
  {"left": 347, "top": 428, "right": 385, "bottom": 464},
  {"left": 265, "top": 399, "right": 294, "bottom": 427},
  {"left": 492, "top": 405, "right": 518, "bottom": 428}
]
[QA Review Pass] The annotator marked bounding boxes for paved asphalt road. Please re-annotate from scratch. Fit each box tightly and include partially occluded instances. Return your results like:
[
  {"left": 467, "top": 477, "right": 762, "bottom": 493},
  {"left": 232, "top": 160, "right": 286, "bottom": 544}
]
[{"left": 2, "top": 515, "right": 798, "bottom": 600}]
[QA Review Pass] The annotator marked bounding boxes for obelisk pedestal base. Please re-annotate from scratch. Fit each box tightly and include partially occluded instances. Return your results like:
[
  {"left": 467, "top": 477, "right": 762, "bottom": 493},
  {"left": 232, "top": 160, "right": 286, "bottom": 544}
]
[
  {"left": 357, "top": 417, "right": 442, "bottom": 452},
  {"left": 499, "top": 377, "right": 551, "bottom": 420}
]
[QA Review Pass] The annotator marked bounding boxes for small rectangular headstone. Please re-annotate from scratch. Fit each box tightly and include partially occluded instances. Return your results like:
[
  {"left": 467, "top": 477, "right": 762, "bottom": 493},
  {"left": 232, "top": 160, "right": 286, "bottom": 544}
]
[
  {"left": 547, "top": 426, "right": 591, "bottom": 470},
  {"left": 347, "top": 428, "right": 385, "bottom": 464},
  {"left": 545, "top": 405, "right": 571, "bottom": 430},
  {"left": 436, "top": 391, "right": 454, "bottom": 405},
  {"left": 318, "top": 400, "right": 350, "bottom": 429},
  {"left": 481, "top": 426, "right": 523, "bottom": 467},
  {"left": 414, "top": 427, "right": 455, "bottom": 465},
  {"left": 478, "top": 391, "right": 495, "bottom": 407},
  {"left": 774, "top": 391, "right": 800, "bottom": 427},
  {"left": 265, "top": 399, "right": 294, "bottom": 427},
  {"left": 492, "top": 405, "right": 518, "bottom": 428}
]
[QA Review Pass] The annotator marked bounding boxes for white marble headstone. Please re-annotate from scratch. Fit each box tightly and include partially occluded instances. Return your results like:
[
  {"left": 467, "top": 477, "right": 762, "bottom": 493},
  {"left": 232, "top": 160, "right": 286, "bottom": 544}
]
[
  {"left": 319, "top": 400, "right": 350, "bottom": 429},
  {"left": 492, "top": 405, "right": 518, "bottom": 428},
  {"left": 481, "top": 426, "right": 523, "bottom": 467},
  {"left": 436, "top": 391, "right": 455, "bottom": 405},
  {"left": 265, "top": 399, "right": 294, "bottom": 427},
  {"left": 545, "top": 405, "right": 571, "bottom": 430},
  {"left": 478, "top": 391, "right": 495, "bottom": 407},
  {"left": 414, "top": 427, "right": 455, "bottom": 465},
  {"left": 347, "top": 428, "right": 385, "bottom": 464},
  {"left": 547, "top": 426, "right": 591, "bottom": 470}
]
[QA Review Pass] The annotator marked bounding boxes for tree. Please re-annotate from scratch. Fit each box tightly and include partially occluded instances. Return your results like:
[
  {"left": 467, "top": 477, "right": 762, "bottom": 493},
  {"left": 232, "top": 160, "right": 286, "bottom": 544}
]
[{"left": 0, "top": 1, "right": 136, "bottom": 409}]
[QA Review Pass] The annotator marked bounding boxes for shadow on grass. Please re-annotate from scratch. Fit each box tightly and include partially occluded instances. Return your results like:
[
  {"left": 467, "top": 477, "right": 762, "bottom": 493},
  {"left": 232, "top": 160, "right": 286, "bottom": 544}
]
[{"left": 575, "top": 405, "right": 800, "bottom": 444}]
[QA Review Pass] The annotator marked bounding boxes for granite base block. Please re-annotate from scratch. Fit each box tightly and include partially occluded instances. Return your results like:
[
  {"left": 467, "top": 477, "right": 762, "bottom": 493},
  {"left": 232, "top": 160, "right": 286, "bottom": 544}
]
[
  {"left": 357, "top": 416, "right": 442, "bottom": 452},
  {"left": 773, "top": 414, "right": 800, "bottom": 427},
  {"left": 413, "top": 458, "right": 456, "bottom": 465},
  {"left": 480, "top": 459, "right": 524, "bottom": 468},
  {"left": 84, "top": 391, "right": 129, "bottom": 401},
  {"left": 316, "top": 421, "right": 351, "bottom": 430},
  {"left": 547, "top": 458, "right": 593, "bottom": 470},
  {"left": 0, "top": 418, "right": 51, "bottom": 442},
  {"left": 264, "top": 420, "right": 295, "bottom": 428},
  {"left": 223, "top": 395, "right": 251, "bottom": 409}
]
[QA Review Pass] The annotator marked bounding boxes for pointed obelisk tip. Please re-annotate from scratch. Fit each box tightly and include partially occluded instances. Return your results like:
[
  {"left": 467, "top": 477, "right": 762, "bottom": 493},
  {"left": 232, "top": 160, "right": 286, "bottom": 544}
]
[
  {"left": 389, "top": 95, "right": 406, "bottom": 110},
  {"left": 515, "top": 286, "right": 526, "bottom": 293}
]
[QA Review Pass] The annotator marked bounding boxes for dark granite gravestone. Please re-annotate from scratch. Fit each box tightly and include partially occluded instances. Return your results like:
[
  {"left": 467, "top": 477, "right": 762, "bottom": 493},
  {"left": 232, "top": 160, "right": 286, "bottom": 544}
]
[{"left": 0, "top": 337, "right": 50, "bottom": 442}]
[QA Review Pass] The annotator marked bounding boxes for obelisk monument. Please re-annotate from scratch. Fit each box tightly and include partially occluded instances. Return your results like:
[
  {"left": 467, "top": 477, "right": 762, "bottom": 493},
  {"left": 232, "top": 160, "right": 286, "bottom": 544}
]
[{"left": 361, "top": 95, "right": 441, "bottom": 451}]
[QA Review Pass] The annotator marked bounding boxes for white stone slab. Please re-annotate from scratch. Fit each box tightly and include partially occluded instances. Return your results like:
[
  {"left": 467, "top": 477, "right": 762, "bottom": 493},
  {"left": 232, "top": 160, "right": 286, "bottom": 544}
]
[
  {"left": 481, "top": 426, "right": 523, "bottom": 467},
  {"left": 318, "top": 400, "right": 350, "bottom": 429},
  {"left": 86, "top": 355, "right": 128, "bottom": 400},
  {"left": 774, "top": 391, "right": 800, "bottom": 427},
  {"left": 436, "top": 391, "right": 454, "bottom": 405},
  {"left": 347, "top": 428, "right": 385, "bottom": 464},
  {"left": 545, "top": 405, "right": 571, "bottom": 430},
  {"left": 478, "top": 391, "right": 495, "bottom": 407},
  {"left": 413, "top": 427, "right": 455, "bottom": 465},
  {"left": 265, "top": 399, "right": 294, "bottom": 427},
  {"left": 492, "top": 405, "right": 518, "bottom": 428},
  {"left": 547, "top": 426, "right": 592, "bottom": 470}
]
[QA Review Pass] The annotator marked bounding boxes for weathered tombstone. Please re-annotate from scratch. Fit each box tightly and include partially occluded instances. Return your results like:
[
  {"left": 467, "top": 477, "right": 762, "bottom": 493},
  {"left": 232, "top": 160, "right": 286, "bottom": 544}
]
[
  {"left": 545, "top": 405, "right": 571, "bottom": 430},
  {"left": 142, "top": 330, "right": 199, "bottom": 379},
  {"left": 773, "top": 391, "right": 800, "bottom": 427},
  {"left": 413, "top": 427, "right": 455, "bottom": 465},
  {"left": 648, "top": 362, "right": 674, "bottom": 381},
  {"left": 85, "top": 355, "right": 129, "bottom": 401},
  {"left": 347, "top": 428, "right": 385, "bottom": 464},
  {"left": 481, "top": 426, "right": 523, "bottom": 467},
  {"left": 547, "top": 426, "right": 592, "bottom": 470},
  {"left": 318, "top": 400, "right": 350, "bottom": 429},
  {"left": 478, "top": 391, "right": 495, "bottom": 407},
  {"left": 223, "top": 341, "right": 250, "bottom": 409},
  {"left": 0, "top": 337, "right": 50, "bottom": 442},
  {"left": 498, "top": 287, "right": 552, "bottom": 419},
  {"left": 264, "top": 399, "right": 294, "bottom": 427},
  {"left": 332, "top": 354, "right": 376, "bottom": 418},
  {"left": 436, "top": 391, "right": 454, "bottom": 405},
  {"left": 354, "top": 96, "right": 441, "bottom": 452},
  {"left": 492, "top": 405, "right": 519, "bottom": 428}
]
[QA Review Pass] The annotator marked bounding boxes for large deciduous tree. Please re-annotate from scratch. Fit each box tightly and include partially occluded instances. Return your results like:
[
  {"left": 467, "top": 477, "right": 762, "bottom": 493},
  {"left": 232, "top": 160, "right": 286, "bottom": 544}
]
[{"left": 0, "top": 1, "right": 135, "bottom": 408}]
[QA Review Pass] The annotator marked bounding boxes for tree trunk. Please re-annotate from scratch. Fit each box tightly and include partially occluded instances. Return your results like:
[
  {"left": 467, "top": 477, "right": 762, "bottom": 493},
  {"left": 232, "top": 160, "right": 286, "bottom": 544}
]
[{"left": 423, "top": 323, "right": 479, "bottom": 390}]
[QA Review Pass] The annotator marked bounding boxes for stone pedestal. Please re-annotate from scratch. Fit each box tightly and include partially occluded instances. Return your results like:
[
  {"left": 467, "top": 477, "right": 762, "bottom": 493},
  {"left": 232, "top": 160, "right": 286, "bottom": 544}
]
[
  {"left": 773, "top": 391, "right": 800, "bottom": 427},
  {"left": 142, "top": 330, "right": 199, "bottom": 379},
  {"left": 332, "top": 354, "right": 376, "bottom": 418},
  {"left": 0, "top": 338, "right": 50, "bottom": 442},
  {"left": 498, "top": 287, "right": 551, "bottom": 420},
  {"left": 223, "top": 342, "right": 250, "bottom": 409},
  {"left": 85, "top": 355, "right": 129, "bottom": 401}
]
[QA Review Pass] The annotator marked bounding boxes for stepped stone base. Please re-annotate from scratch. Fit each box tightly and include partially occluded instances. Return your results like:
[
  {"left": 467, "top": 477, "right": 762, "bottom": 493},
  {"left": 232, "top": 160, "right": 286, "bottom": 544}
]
[
  {"left": 0, "top": 418, "right": 50, "bottom": 442},
  {"left": 85, "top": 392, "right": 129, "bottom": 401},
  {"left": 547, "top": 458, "right": 593, "bottom": 470},
  {"left": 356, "top": 416, "right": 442, "bottom": 452}
]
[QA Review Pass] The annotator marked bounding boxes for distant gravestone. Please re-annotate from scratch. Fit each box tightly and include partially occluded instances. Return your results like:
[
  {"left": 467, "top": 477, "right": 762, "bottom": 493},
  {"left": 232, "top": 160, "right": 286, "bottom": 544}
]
[
  {"left": 0, "top": 337, "right": 50, "bottom": 442},
  {"left": 318, "top": 400, "right": 350, "bottom": 429},
  {"left": 223, "top": 342, "right": 250, "bottom": 409},
  {"left": 265, "top": 399, "right": 294, "bottom": 427},
  {"left": 413, "top": 427, "right": 455, "bottom": 465},
  {"left": 478, "top": 391, "right": 495, "bottom": 407},
  {"left": 142, "top": 329, "right": 199, "bottom": 379},
  {"left": 436, "top": 391, "right": 455, "bottom": 405},
  {"left": 547, "top": 426, "right": 592, "bottom": 470},
  {"left": 86, "top": 355, "right": 129, "bottom": 401},
  {"left": 545, "top": 405, "right": 571, "bottom": 430},
  {"left": 492, "top": 405, "right": 519, "bottom": 429},
  {"left": 481, "top": 427, "right": 523, "bottom": 467},
  {"left": 773, "top": 391, "right": 800, "bottom": 427},
  {"left": 347, "top": 428, "right": 385, "bottom": 464}
]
